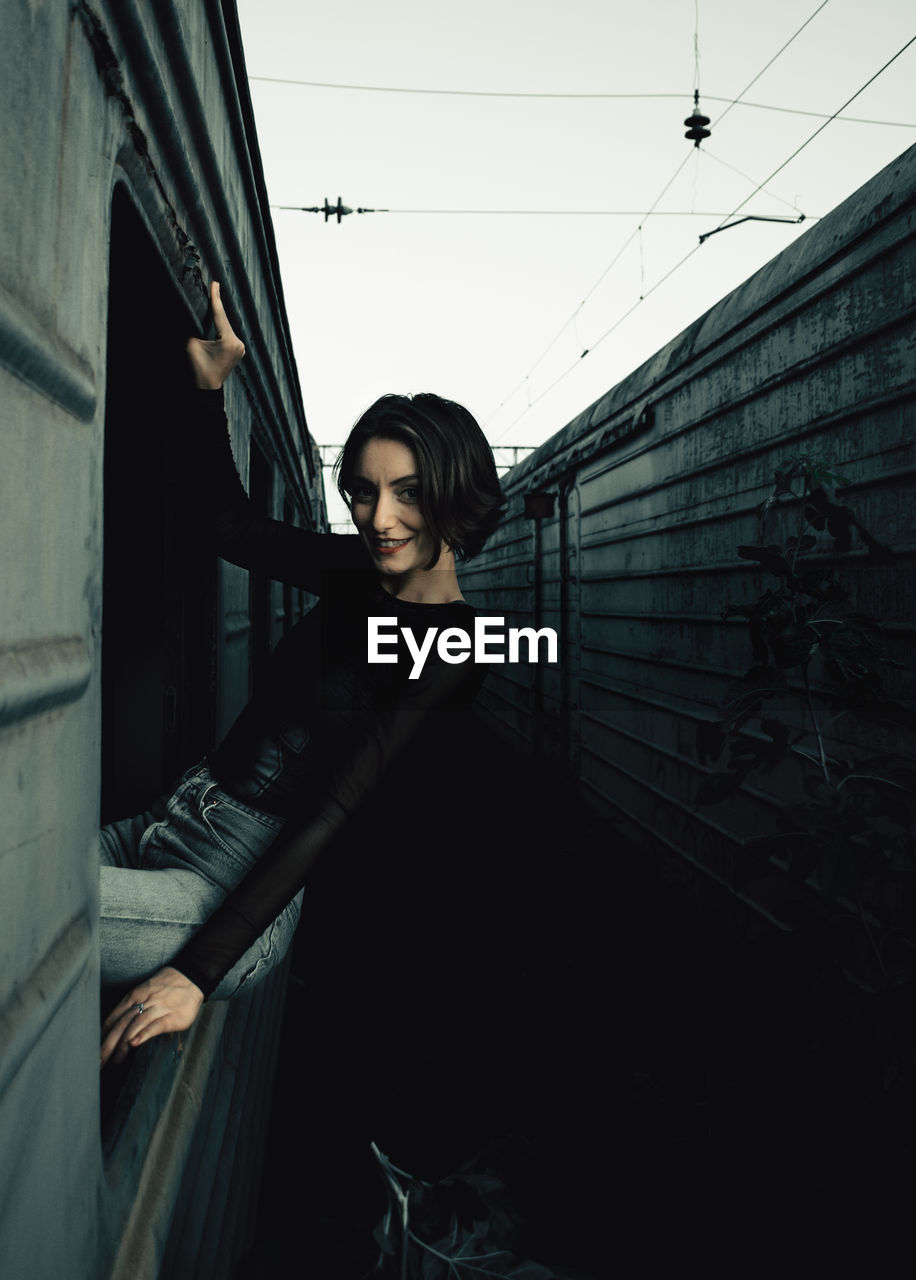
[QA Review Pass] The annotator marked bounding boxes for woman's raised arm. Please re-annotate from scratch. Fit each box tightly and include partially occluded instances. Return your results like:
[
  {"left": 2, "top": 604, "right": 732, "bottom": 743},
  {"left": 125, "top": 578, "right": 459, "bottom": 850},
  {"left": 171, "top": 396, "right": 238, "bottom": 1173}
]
[
  {"left": 179, "top": 283, "right": 368, "bottom": 590},
  {"left": 186, "top": 281, "right": 246, "bottom": 389}
]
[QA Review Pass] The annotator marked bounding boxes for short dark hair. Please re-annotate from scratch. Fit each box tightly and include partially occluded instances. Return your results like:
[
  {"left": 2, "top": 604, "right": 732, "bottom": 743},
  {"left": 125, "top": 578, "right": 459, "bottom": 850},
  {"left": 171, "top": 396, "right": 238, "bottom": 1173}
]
[{"left": 335, "top": 393, "right": 505, "bottom": 568}]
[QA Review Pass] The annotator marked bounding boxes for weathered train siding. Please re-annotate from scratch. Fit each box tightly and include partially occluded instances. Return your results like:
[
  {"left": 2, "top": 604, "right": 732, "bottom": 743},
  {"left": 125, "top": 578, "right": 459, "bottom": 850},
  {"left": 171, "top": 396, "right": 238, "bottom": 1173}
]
[
  {"left": 0, "top": 3, "right": 323, "bottom": 1277},
  {"left": 463, "top": 143, "right": 915, "bottom": 928}
]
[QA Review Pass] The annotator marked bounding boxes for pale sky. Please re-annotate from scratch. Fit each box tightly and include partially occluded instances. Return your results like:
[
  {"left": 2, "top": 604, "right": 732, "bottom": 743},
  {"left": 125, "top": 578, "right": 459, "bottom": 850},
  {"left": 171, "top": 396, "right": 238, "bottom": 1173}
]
[{"left": 235, "top": 0, "right": 916, "bottom": 525}]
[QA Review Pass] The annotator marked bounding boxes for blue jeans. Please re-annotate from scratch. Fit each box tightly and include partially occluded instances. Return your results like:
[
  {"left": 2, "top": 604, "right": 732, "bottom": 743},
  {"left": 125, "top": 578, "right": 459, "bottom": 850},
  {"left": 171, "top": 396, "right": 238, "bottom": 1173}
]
[{"left": 99, "top": 761, "right": 303, "bottom": 1001}]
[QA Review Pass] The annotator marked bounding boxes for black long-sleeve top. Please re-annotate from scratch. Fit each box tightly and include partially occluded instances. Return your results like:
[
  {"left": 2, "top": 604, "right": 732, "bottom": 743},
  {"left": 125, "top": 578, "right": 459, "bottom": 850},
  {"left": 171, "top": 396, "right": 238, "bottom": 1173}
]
[{"left": 171, "top": 390, "right": 485, "bottom": 997}]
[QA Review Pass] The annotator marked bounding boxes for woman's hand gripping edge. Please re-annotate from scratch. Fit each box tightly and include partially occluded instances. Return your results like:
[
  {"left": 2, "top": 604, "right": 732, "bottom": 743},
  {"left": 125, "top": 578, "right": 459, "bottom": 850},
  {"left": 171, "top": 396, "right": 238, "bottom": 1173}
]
[
  {"left": 100, "top": 966, "right": 205, "bottom": 1069},
  {"left": 186, "top": 280, "right": 246, "bottom": 389}
]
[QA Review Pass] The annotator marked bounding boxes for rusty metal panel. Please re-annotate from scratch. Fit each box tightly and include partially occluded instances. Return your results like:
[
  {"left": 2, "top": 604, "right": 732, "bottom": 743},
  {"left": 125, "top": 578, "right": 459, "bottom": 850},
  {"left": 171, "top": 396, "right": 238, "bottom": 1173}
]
[{"left": 463, "top": 142, "right": 916, "bottom": 929}]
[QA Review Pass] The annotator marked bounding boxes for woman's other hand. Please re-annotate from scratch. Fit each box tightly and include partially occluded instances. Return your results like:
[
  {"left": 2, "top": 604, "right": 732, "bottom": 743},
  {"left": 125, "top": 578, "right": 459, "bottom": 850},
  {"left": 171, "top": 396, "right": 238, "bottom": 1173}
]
[
  {"left": 186, "top": 281, "right": 246, "bottom": 389},
  {"left": 100, "top": 966, "right": 205, "bottom": 1068}
]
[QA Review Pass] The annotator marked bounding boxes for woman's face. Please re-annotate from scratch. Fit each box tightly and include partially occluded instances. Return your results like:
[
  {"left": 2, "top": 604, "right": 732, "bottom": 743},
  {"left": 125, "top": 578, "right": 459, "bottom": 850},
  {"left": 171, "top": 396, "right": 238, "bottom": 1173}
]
[{"left": 349, "top": 437, "right": 441, "bottom": 578}]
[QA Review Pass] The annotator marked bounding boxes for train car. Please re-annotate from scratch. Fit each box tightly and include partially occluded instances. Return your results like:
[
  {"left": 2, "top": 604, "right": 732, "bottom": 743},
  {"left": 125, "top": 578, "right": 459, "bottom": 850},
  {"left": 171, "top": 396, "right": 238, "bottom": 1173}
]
[
  {"left": 463, "top": 143, "right": 916, "bottom": 955},
  {"left": 0, "top": 3, "right": 324, "bottom": 1276}
]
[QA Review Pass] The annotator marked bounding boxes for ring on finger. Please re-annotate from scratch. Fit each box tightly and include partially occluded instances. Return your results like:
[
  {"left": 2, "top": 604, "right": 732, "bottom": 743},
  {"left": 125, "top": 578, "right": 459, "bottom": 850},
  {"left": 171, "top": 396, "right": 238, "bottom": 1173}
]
[{"left": 133, "top": 1002, "right": 144, "bottom": 1015}]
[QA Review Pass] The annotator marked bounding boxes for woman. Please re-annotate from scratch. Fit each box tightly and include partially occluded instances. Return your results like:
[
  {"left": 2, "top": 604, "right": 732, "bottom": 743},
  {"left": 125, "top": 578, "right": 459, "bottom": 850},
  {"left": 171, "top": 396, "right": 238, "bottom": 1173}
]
[{"left": 99, "top": 282, "right": 504, "bottom": 1067}]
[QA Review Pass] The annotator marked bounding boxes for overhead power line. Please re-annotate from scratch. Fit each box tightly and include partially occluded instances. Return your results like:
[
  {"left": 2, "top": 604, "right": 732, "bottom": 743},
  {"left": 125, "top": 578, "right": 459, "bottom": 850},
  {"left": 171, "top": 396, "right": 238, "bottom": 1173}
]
[
  {"left": 701, "top": 148, "right": 804, "bottom": 213},
  {"left": 248, "top": 75, "right": 916, "bottom": 129},
  {"left": 484, "top": 4, "right": 835, "bottom": 434},
  {"left": 710, "top": 0, "right": 832, "bottom": 131},
  {"left": 271, "top": 203, "right": 821, "bottom": 218},
  {"left": 711, "top": 30, "right": 916, "bottom": 232},
  {"left": 250, "top": 75, "right": 686, "bottom": 98},
  {"left": 713, "top": 100, "right": 915, "bottom": 129},
  {"left": 487, "top": 28, "right": 916, "bottom": 440},
  {"left": 483, "top": 147, "right": 696, "bottom": 434}
]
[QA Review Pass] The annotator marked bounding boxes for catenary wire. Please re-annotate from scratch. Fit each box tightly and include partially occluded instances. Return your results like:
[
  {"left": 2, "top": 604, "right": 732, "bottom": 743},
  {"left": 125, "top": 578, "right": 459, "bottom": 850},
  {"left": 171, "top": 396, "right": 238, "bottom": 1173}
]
[
  {"left": 489, "top": 237, "right": 705, "bottom": 442},
  {"left": 709, "top": 0, "right": 832, "bottom": 130},
  {"left": 486, "top": 146, "right": 715, "bottom": 428},
  {"left": 700, "top": 149, "right": 805, "bottom": 213},
  {"left": 488, "top": 31, "right": 916, "bottom": 441},
  {"left": 249, "top": 77, "right": 696, "bottom": 97},
  {"left": 248, "top": 74, "right": 915, "bottom": 129},
  {"left": 270, "top": 205, "right": 821, "bottom": 216},
  {"left": 712, "top": 31, "right": 916, "bottom": 231},
  {"left": 726, "top": 100, "right": 915, "bottom": 129},
  {"left": 481, "top": 151, "right": 692, "bottom": 428},
  {"left": 484, "top": 4, "right": 834, "bottom": 433}
]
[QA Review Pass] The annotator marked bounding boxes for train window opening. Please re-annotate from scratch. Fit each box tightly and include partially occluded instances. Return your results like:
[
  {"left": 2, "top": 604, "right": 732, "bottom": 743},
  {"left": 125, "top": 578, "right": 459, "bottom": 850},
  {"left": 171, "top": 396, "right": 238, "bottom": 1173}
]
[
  {"left": 101, "top": 188, "right": 215, "bottom": 826},
  {"left": 100, "top": 187, "right": 218, "bottom": 1132}
]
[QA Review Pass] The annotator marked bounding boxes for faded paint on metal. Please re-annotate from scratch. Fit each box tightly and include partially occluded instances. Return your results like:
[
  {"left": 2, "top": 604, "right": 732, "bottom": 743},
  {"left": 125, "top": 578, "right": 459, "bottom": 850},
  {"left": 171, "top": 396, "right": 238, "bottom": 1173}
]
[{"left": 464, "top": 142, "right": 916, "bottom": 929}]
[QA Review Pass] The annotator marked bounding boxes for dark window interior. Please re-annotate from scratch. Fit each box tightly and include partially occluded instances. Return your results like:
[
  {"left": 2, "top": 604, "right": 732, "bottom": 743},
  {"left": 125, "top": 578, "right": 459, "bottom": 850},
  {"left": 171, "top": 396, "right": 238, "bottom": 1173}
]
[
  {"left": 247, "top": 440, "right": 272, "bottom": 694},
  {"left": 101, "top": 188, "right": 216, "bottom": 823},
  {"left": 282, "top": 498, "right": 295, "bottom": 634}
]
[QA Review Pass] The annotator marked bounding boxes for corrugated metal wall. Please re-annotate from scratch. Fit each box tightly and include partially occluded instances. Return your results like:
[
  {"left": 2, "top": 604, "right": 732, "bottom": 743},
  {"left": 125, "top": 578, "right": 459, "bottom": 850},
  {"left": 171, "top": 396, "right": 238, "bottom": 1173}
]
[
  {"left": 0, "top": 2, "right": 323, "bottom": 1276},
  {"left": 463, "top": 142, "right": 915, "bottom": 931}
]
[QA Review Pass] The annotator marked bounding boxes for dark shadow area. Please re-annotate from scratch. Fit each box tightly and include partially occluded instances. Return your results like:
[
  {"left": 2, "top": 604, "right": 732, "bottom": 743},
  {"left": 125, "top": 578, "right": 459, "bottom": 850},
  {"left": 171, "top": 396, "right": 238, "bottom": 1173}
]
[
  {"left": 240, "top": 713, "right": 916, "bottom": 1273},
  {"left": 100, "top": 187, "right": 215, "bottom": 1131},
  {"left": 101, "top": 186, "right": 215, "bottom": 827},
  {"left": 237, "top": 712, "right": 605, "bottom": 1277}
]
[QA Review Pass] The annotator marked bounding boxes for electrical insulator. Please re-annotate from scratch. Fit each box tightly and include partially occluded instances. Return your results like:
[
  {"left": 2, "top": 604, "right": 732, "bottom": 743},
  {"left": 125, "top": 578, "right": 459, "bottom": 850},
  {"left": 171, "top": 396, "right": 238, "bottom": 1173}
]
[
  {"left": 285, "top": 198, "right": 386, "bottom": 222},
  {"left": 323, "top": 196, "right": 352, "bottom": 222},
  {"left": 684, "top": 90, "right": 711, "bottom": 148}
]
